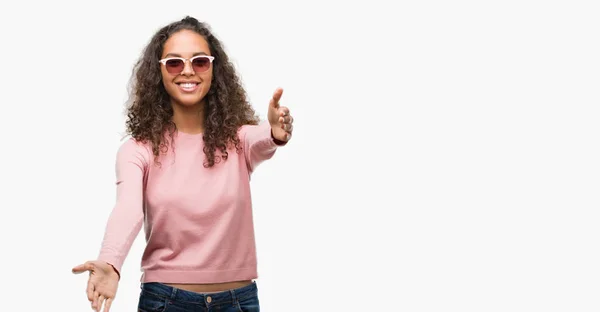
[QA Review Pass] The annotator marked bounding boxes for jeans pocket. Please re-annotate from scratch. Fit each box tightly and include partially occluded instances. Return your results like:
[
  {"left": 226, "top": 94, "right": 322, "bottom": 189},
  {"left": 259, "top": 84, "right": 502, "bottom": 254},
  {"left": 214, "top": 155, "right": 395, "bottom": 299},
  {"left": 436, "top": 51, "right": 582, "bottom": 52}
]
[
  {"left": 138, "top": 290, "right": 169, "bottom": 312},
  {"left": 236, "top": 294, "right": 260, "bottom": 312}
]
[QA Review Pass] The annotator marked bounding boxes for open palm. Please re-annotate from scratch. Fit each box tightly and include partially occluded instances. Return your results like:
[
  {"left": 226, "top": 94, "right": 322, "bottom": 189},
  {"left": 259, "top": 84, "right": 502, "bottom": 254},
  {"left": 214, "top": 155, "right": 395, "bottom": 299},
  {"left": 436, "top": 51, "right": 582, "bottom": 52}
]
[
  {"left": 72, "top": 260, "right": 119, "bottom": 312},
  {"left": 268, "top": 87, "right": 294, "bottom": 142}
]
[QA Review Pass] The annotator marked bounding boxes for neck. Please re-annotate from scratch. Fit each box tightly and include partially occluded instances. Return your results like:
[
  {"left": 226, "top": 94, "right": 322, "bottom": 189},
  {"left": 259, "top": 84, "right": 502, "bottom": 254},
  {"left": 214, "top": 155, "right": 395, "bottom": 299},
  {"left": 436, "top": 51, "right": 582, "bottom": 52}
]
[{"left": 171, "top": 101, "right": 205, "bottom": 134}]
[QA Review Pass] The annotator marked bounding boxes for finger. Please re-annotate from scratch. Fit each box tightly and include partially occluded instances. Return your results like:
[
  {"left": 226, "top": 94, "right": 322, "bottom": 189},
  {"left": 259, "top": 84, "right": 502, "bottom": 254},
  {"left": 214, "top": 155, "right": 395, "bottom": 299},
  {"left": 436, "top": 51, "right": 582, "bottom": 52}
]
[
  {"left": 103, "top": 298, "right": 113, "bottom": 312},
  {"left": 72, "top": 262, "right": 94, "bottom": 274},
  {"left": 97, "top": 295, "right": 105, "bottom": 312},
  {"left": 270, "top": 88, "right": 283, "bottom": 109},
  {"left": 86, "top": 280, "right": 95, "bottom": 301},
  {"left": 278, "top": 107, "right": 290, "bottom": 116},
  {"left": 281, "top": 123, "right": 293, "bottom": 132},
  {"left": 92, "top": 291, "right": 100, "bottom": 311},
  {"left": 278, "top": 115, "right": 293, "bottom": 124}
]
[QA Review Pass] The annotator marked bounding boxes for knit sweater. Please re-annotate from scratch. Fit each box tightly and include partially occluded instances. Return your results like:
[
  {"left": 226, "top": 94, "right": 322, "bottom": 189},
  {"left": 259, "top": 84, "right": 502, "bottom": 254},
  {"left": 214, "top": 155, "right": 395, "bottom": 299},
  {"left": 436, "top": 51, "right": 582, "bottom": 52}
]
[{"left": 97, "top": 121, "right": 280, "bottom": 283}]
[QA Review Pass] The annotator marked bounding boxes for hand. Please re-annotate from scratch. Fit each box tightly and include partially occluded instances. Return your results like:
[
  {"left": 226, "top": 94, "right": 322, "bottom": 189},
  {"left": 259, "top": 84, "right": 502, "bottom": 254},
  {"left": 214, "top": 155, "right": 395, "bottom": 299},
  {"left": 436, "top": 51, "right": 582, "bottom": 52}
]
[
  {"left": 268, "top": 87, "right": 294, "bottom": 142},
  {"left": 72, "top": 260, "right": 119, "bottom": 312}
]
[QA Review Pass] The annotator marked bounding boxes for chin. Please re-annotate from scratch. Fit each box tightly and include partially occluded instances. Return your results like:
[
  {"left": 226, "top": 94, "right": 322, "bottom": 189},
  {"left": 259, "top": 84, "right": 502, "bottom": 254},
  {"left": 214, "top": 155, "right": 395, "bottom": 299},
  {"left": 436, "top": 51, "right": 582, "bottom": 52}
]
[
  {"left": 175, "top": 98, "right": 205, "bottom": 107},
  {"left": 170, "top": 90, "right": 207, "bottom": 106}
]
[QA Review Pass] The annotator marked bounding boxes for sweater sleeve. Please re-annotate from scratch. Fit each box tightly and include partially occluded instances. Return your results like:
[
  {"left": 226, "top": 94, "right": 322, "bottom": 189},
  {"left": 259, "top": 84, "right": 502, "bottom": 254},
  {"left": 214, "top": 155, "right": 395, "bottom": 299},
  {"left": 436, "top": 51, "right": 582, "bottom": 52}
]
[
  {"left": 97, "top": 138, "right": 148, "bottom": 275},
  {"left": 240, "top": 121, "right": 281, "bottom": 173}
]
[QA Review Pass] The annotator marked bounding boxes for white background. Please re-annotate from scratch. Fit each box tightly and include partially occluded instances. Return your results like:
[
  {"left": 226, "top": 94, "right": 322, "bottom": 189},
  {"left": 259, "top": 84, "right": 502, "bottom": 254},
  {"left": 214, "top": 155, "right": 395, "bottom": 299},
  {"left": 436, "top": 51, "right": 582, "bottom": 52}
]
[{"left": 0, "top": 1, "right": 598, "bottom": 311}]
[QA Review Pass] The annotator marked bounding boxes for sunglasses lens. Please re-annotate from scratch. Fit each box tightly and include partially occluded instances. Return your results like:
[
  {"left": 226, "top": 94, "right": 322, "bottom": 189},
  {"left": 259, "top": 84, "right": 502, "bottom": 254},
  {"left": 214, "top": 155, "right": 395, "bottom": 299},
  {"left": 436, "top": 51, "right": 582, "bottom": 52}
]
[
  {"left": 165, "top": 59, "right": 184, "bottom": 74},
  {"left": 192, "top": 57, "right": 211, "bottom": 72}
]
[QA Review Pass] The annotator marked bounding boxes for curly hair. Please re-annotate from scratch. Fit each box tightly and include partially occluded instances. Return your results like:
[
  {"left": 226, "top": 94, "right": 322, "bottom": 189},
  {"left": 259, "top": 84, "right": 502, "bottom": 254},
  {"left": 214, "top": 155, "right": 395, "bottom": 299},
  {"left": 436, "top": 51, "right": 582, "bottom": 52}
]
[{"left": 124, "top": 16, "right": 260, "bottom": 168}]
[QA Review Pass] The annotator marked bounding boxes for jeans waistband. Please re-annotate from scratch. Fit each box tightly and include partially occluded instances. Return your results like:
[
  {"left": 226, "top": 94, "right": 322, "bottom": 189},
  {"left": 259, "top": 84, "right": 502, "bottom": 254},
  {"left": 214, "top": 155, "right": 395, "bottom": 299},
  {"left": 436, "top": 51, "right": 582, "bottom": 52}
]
[{"left": 140, "top": 281, "right": 257, "bottom": 305}]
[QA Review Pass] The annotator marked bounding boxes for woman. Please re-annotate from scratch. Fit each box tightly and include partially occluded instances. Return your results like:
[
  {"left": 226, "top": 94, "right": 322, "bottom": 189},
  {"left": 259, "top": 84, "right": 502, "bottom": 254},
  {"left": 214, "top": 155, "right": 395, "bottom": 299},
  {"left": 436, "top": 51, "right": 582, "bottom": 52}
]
[{"left": 72, "top": 16, "right": 293, "bottom": 312}]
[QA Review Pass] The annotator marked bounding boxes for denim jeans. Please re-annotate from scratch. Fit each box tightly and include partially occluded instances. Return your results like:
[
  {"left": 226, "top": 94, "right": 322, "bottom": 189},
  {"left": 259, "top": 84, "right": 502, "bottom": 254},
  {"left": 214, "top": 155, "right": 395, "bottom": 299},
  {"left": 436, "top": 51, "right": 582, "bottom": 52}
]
[{"left": 138, "top": 281, "right": 260, "bottom": 312}]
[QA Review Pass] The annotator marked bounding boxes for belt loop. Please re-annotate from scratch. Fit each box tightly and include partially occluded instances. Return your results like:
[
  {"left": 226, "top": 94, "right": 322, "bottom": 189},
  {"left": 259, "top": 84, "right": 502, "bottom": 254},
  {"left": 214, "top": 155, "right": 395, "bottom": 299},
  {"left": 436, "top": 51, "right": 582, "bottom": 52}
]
[
  {"left": 170, "top": 286, "right": 178, "bottom": 300},
  {"left": 230, "top": 289, "right": 238, "bottom": 307}
]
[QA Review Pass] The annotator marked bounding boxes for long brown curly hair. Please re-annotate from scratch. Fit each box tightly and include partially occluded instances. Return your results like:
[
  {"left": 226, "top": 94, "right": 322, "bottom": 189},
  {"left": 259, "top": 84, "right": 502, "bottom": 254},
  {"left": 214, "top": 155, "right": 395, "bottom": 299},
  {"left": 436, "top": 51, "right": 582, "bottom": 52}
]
[{"left": 125, "top": 16, "right": 260, "bottom": 168}]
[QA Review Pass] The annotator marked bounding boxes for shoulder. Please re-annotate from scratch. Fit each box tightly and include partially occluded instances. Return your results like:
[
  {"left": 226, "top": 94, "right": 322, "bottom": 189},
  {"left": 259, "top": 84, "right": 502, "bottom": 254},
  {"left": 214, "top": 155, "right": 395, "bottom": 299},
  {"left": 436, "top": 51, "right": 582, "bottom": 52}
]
[{"left": 116, "top": 136, "right": 152, "bottom": 165}]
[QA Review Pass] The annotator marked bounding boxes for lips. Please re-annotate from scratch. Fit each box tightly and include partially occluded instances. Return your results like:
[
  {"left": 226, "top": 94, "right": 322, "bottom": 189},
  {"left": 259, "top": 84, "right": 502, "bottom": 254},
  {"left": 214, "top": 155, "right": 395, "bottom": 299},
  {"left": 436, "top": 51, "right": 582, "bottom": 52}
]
[{"left": 176, "top": 82, "right": 200, "bottom": 92}]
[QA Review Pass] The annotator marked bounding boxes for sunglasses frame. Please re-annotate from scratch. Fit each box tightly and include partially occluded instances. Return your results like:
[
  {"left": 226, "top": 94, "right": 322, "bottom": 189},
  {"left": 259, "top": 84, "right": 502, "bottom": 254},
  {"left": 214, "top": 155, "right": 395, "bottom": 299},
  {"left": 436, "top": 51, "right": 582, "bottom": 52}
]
[{"left": 158, "top": 55, "right": 215, "bottom": 74}]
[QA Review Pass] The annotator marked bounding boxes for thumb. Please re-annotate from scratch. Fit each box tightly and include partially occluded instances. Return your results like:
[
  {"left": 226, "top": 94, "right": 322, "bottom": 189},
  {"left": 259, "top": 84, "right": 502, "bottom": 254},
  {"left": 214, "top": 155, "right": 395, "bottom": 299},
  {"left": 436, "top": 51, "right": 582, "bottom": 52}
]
[
  {"left": 72, "top": 262, "right": 94, "bottom": 274},
  {"left": 269, "top": 87, "right": 283, "bottom": 109}
]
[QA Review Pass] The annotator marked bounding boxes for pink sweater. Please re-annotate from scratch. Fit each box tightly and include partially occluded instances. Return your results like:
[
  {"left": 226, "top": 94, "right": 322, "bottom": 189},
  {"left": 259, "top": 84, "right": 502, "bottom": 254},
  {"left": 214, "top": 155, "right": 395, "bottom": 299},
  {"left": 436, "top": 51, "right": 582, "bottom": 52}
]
[{"left": 97, "top": 121, "right": 281, "bottom": 283}]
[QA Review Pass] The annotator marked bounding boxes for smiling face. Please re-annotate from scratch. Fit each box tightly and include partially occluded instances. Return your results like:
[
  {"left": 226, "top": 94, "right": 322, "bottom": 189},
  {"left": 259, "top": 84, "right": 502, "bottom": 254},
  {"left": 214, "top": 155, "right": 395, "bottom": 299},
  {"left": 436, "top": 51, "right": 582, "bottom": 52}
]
[{"left": 160, "top": 29, "right": 213, "bottom": 108}]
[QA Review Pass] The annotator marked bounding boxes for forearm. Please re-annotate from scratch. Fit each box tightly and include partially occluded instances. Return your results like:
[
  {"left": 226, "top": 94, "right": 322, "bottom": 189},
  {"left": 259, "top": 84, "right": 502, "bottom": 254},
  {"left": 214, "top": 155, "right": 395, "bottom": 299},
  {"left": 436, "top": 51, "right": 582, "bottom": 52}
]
[
  {"left": 242, "top": 121, "right": 281, "bottom": 172},
  {"left": 97, "top": 139, "right": 147, "bottom": 276}
]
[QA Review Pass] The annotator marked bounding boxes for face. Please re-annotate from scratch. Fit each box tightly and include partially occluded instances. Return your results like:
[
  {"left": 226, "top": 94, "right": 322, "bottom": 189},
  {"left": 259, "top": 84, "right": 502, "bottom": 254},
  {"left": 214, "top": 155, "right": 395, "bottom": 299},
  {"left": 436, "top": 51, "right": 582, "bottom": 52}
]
[{"left": 160, "top": 29, "right": 213, "bottom": 108}]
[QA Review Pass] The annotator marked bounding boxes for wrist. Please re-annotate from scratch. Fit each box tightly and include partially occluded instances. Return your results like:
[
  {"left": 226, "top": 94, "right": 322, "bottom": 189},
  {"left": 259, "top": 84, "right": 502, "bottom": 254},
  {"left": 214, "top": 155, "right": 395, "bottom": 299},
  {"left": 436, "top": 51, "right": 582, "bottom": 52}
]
[
  {"left": 107, "top": 262, "right": 121, "bottom": 280},
  {"left": 270, "top": 128, "right": 287, "bottom": 146}
]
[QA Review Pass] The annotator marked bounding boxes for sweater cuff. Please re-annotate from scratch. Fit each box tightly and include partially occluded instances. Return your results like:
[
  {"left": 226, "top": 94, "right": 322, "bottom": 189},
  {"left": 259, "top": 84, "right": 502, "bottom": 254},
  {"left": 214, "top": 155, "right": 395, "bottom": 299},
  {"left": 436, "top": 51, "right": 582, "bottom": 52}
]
[
  {"left": 270, "top": 129, "right": 288, "bottom": 146},
  {"left": 98, "top": 252, "right": 123, "bottom": 279}
]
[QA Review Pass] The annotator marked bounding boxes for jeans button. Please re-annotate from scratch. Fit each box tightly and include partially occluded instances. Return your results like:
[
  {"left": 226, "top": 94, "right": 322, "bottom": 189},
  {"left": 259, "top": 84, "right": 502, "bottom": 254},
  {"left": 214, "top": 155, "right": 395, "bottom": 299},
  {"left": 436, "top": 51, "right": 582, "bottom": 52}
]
[{"left": 206, "top": 296, "right": 212, "bottom": 303}]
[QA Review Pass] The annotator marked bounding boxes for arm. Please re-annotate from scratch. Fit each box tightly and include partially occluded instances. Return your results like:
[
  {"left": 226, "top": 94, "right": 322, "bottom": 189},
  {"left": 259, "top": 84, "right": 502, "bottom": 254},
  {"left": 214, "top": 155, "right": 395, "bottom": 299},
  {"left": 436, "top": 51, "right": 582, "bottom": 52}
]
[
  {"left": 97, "top": 139, "right": 148, "bottom": 277},
  {"left": 240, "top": 121, "right": 283, "bottom": 173},
  {"left": 242, "top": 87, "right": 294, "bottom": 173}
]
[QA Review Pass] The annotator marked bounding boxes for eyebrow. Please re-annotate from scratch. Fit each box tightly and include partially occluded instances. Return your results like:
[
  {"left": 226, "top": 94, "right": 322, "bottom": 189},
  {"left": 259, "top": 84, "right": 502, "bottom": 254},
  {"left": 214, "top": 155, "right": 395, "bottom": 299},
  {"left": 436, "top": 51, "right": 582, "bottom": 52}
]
[{"left": 164, "top": 52, "right": 209, "bottom": 58}]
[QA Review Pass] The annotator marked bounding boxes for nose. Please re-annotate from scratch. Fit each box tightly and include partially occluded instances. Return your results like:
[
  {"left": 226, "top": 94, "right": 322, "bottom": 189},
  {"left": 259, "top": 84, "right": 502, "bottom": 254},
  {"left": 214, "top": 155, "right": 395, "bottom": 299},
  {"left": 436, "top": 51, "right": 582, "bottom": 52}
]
[{"left": 181, "top": 59, "right": 195, "bottom": 76}]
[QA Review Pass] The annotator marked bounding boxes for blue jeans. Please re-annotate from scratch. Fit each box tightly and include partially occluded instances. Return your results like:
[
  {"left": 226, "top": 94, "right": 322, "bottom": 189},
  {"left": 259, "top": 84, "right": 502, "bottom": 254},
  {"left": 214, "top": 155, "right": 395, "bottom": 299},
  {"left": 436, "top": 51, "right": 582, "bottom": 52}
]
[{"left": 138, "top": 281, "right": 260, "bottom": 312}]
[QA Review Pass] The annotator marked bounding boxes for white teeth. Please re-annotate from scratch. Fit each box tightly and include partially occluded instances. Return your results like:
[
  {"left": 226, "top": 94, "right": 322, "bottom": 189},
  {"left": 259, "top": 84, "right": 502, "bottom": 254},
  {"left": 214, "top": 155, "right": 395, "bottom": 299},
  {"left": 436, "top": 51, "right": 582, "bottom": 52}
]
[{"left": 180, "top": 83, "right": 197, "bottom": 88}]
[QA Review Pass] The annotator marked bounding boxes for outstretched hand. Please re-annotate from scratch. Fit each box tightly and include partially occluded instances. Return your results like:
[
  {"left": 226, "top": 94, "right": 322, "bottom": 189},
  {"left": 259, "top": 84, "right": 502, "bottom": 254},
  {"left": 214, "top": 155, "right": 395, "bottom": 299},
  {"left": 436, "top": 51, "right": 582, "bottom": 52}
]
[
  {"left": 268, "top": 88, "right": 294, "bottom": 142},
  {"left": 72, "top": 260, "right": 119, "bottom": 312}
]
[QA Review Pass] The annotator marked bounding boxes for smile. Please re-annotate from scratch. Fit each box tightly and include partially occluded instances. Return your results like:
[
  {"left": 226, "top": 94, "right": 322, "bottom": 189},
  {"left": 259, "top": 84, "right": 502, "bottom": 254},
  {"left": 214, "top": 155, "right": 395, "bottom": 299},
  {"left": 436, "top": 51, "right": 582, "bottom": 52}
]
[{"left": 176, "top": 82, "right": 200, "bottom": 92}]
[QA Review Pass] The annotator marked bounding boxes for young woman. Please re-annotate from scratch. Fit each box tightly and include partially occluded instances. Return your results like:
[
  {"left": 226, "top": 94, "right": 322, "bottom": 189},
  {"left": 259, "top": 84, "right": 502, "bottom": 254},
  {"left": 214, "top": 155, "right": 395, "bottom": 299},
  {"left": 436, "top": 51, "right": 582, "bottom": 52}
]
[{"left": 72, "top": 16, "right": 293, "bottom": 312}]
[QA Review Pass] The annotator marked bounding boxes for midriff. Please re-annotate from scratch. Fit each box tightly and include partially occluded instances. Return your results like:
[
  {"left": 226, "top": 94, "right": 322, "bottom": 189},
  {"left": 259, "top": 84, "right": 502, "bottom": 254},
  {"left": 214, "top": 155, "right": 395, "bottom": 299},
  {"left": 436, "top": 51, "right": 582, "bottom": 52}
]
[{"left": 164, "top": 280, "right": 253, "bottom": 293}]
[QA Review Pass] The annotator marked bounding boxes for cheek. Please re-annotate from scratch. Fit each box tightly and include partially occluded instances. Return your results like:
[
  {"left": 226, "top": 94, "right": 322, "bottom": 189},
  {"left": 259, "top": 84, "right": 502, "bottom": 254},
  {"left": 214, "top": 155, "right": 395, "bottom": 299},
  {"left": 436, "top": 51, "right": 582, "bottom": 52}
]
[
  {"left": 161, "top": 76, "right": 174, "bottom": 93},
  {"left": 202, "top": 71, "right": 213, "bottom": 90},
  {"left": 160, "top": 70, "right": 171, "bottom": 88},
  {"left": 203, "top": 80, "right": 212, "bottom": 92}
]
